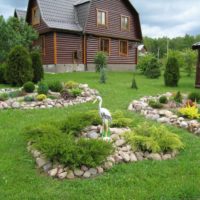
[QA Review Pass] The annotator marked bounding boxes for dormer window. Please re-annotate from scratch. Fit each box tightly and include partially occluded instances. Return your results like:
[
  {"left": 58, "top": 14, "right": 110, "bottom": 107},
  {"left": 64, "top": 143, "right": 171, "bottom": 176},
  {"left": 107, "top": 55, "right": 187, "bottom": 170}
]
[
  {"left": 32, "top": 6, "right": 40, "bottom": 25},
  {"left": 97, "top": 9, "right": 108, "bottom": 27},
  {"left": 121, "top": 15, "right": 130, "bottom": 31}
]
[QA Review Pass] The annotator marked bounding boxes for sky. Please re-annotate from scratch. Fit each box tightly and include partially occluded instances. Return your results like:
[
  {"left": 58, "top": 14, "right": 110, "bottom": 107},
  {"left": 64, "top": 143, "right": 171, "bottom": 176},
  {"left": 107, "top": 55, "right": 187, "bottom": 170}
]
[{"left": 0, "top": 0, "right": 199, "bottom": 38}]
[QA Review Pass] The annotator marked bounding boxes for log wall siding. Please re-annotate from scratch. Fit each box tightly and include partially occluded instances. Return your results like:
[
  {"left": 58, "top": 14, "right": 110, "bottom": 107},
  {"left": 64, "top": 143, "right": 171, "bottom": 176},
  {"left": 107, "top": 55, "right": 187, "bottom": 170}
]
[
  {"left": 87, "top": 36, "right": 137, "bottom": 64},
  {"left": 26, "top": 0, "right": 49, "bottom": 33},
  {"left": 85, "top": 0, "right": 140, "bottom": 41},
  {"left": 56, "top": 33, "right": 83, "bottom": 64},
  {"left": 43, "top": 33, "right": 54, "bottom": 65}
]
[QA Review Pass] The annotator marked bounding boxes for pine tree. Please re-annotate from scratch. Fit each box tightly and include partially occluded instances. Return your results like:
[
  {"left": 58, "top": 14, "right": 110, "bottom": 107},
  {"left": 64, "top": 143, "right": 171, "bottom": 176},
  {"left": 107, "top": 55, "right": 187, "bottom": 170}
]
[{"left": 131, "top": 74, "right": 138, "bottom": 89}]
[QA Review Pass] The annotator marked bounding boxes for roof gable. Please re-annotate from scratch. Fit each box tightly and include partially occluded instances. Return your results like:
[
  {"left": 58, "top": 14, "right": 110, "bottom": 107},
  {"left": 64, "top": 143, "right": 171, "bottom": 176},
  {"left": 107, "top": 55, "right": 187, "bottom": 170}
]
[{"left": 14, "top": 9, "right": 27, "bottom": 20}]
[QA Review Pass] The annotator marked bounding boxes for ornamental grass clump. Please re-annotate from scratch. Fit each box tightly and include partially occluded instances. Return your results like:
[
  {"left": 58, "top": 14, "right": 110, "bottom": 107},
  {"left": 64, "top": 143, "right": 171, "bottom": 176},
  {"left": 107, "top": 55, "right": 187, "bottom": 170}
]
[
  {"left": 159, "top": 96, "right": 168, "bottom": 104},
  {"left": 178, "top": 103, "right": 200, "bottom": 119},
  {"left": 124, "top": 123, "right": 184, "bottom": 153},
  {"left": 188, "top": 92, "right": 200, "bottom": 102},
  {"left": 48, "top": 81, "right": 63, "bottom": 92},
  {"left": 148, "top": 100, "right": 163, "bottom": 109}
]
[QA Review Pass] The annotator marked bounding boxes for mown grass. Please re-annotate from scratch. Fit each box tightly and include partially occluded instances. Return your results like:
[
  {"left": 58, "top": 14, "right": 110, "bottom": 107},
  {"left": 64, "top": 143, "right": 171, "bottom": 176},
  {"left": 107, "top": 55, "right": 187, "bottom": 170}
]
[{"left": 0, "top": 72, "right": 200, "bottom": 200}]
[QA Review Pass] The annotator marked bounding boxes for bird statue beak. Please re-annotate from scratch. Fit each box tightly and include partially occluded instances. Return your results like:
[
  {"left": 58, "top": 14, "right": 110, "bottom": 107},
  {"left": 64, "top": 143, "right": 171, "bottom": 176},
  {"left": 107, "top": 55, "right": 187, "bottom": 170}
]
[{"left": 93, "top": 99, "right": 97, "bottom": 104}]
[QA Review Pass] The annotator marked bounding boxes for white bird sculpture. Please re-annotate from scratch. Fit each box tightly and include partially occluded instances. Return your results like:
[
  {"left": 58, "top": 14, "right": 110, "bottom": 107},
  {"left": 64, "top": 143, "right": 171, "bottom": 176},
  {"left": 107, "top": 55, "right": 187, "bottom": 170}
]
[{"left": 93, "top": 96, "right": 112, "bottom": 141}]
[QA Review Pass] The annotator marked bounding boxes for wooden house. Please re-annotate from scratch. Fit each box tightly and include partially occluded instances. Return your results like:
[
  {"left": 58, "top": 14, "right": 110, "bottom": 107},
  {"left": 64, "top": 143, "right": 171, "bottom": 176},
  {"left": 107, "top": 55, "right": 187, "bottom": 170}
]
[{"left": 24, "top": 0, "right": 142, "bottom": 72}]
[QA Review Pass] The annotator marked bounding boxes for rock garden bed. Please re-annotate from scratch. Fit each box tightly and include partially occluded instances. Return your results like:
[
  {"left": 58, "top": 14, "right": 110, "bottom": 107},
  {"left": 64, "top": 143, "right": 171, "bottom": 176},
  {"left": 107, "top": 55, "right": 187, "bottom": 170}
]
[
  {"left": 25, "top": 111, "right": 183, "bottom": 180},
  {"left": 128, "top": 91, "right": 200, "bottom": 136},
  {"left": 0, "top": 81, "right": 98, "bottom": 110}
]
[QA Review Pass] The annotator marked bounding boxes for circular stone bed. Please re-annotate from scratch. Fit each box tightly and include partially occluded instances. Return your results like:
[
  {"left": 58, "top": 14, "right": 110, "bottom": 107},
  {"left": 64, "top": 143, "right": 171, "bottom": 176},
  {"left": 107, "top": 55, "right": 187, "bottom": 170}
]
[
  {"left": 0, "top": 84, "right": 98, "bottom": 110},
  {"left": 128, "top": 92, "right": 200, "bottom": 136},
  {"left": 27, "top": 124, "right": 180, "bottom": 180}
]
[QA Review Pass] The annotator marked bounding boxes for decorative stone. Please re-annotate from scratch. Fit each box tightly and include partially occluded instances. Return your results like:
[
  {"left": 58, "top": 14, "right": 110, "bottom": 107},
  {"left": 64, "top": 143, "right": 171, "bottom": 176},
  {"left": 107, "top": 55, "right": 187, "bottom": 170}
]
[
  {"left": 43, "top": 162, "right": 53, "bottom": 172},
  {"left": 32, "top": 150, "right": 41, "bottom": 158},
  {"left": 83, "top": 171, "right": 91, "bottom": 178},
  {"left": 74, "top": 169, "right": 84, "bottom": 177},
  {"left": 107, "top": 156, "right": 115, "bottom": 163},
  {"left": 81, "top": 165, "right": 88, "bottom": 172},
  {"left": 162, "top": 154, "right": 172, "bottom": 160},
  {"left": 66, "top": 171, "right": 75, "bottom": 179},
  {"left": 157, "top": 117, "right": 170, "bottom": 124},
  {"left": 135, "top": 152, "right": 144, "bottom": 161},
  {"left": 180, "top": 121, "right": 188, "bottom": 128},
  {"left": 103, "top": 161, "right": 113, "bottom": 170},
  {"left": 48, "top": 168, "right": 58, "bottom": 177},
  {"left": 87, "top": 131, "right": 99, "bottom": 139},
  {"left": 130, "top": 153, "right": 137, "bottom": 162},
  {"left": 115, "top": 139, "right": 126, "bottom": 147},
  {"left": 12, "top": 102, "right": 20, "bottom": 108},
  {"left": 121, "top": 153, "right": 130, "bottom": 162},
  {"left": 36, "top": 157, "right": 47, "bottom": 168},
  {"left": 58, "top": 172, "right": 67, "bottom": 179},
  {"left": 148, "top": 153, "right": 162, "bottom": 160},
  {"left": 89, "top": 168, "right": 97, "bottom": 176},
  {"left": 96, "top": 167, "right": 104, "bottom": 174}
]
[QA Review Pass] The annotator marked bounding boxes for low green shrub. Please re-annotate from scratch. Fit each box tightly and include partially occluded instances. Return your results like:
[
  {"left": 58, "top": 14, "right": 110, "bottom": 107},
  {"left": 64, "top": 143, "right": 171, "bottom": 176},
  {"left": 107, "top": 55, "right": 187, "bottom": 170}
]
[
  {"left": 25, "top": 113, "right": 113, "bottom": 168},
  {"left": 23, "top": 82, "right": 35, "bottom": 93},
  {"left": 94, "top": 51, "right": 108, "bottom": 72},
  {"left": 174, "top": 91, "right": 182, "bottom": 103},
  {"left": 124, "top": 123, "right": 184, "bottom": 153},
  {"left": 64, "top": 81, "right": 78, "bottom": 89},
  {"left": 37, "top": 82, "right": 49, "bottom": 95},
  {"left": 179, "top": 103, "right": 200, "bottom": 119},
  {"left": 36, "top": 94, "right": 47, "bottom": 101},
  {"left": 188, "top": 92, "right": 200, "bottom": 102},
  {"left": 159, "top": 96, "right": 168, "bottom": 104},
  {"left": 148, "top": 100, "right": 163, "bottom": 109},
  {"left": 0, "top": 93, "right": 9, "bottom": 101},
  {"left": 24, "top": 96, "right": 35, "bottom": 102},
  {"left": 48, "top": 81, "right": 63, "bottom": 92},
  {"left": 69, "top": 88, "right": 82, "bottom": 97}
]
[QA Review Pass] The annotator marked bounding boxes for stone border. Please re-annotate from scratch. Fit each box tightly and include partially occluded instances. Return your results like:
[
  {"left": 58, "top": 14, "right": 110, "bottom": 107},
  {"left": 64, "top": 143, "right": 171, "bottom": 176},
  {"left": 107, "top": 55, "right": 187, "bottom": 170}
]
[
  {"left": 0, "top": 84, "right": 98, "bottom": 110},
  {"left": 128, "top": 92, "right": 200, "bottom": 136},
  {"left": 27, "top": 126, "right": 178, "bottom": 180}
]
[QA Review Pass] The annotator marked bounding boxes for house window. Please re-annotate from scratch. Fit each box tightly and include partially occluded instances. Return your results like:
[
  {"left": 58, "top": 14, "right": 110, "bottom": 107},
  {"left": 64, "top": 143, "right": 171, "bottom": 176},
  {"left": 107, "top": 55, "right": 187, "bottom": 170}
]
[
  {"left": 97, "top": 9, "right": 108, "bottom": 26},
  {"left": 121, "top": 15, "right": 130, "bottom": 31},
  {"left": 32, "top": 6, "right": 40, "bottom": 25},
  {"left": 120, "top": 40, "right": 128, "bottom": 56},
  {"left": 100, "top": 38, "right": 110, "bottom": 54}
]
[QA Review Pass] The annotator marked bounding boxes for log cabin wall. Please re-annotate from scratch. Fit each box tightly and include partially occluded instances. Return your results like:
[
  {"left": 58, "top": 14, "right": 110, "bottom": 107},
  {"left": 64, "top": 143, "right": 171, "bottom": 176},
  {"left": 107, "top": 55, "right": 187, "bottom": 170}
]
[
  {"left": 56, "top": 32, "right": 83, "bottom": 65},
  {"left": 87, "top": 35, "right": 137, "bottom": 64},
  {"left": 85, "top": 0, "right": 141, "bottom": 41}
]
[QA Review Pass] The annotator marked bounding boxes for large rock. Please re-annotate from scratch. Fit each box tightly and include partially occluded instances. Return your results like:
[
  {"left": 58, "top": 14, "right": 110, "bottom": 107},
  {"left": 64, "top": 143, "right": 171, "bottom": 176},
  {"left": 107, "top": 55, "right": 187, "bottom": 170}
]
[
  {"left": 89, "top": 168, "right": 97, "bottom": 176},
  {"left": 48, "top": 168, "right": 58, "bottom": 177},
  {"left": 66, "top": 170, "right": 75, "bottom": 179},
  {"left": 87, "top": 131, "right": 99, "bottom": 139},
  {"left": 83, "top": 171, "right": 91, "bottom": 178},
  {"left": 36, "top": 157, "right": 47, "bottom": 168},
  {"left": 58, "top": 172, "right": 67, "bottom": 179},
  {"left": 115, "top": 139, "right": 126, "bottom": 147},
  {"left": 74, "top": 169, "right": 84, "bottom": 177},
  {"left": 130, "top": 153, "right": 137, "bottom": 162},
  {"left": 148, "top": 153, "right": 162, "bottom": 160}
]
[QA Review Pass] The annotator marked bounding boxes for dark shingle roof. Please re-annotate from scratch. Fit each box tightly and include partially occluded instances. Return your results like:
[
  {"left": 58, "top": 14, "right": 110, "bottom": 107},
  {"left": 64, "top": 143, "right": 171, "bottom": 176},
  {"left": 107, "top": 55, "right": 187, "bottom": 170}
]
[
  {"left": 192, "top": 42, "right": 200, "bottom": 50},
  {"left": 14, "top": 9, "right": 27, "bottom": 19},
  {"left": 35, "top": 0, "right": 83, "bottom": 32},
  {"left": 74, "top": 0, "right": 90, "bottom": 6}
]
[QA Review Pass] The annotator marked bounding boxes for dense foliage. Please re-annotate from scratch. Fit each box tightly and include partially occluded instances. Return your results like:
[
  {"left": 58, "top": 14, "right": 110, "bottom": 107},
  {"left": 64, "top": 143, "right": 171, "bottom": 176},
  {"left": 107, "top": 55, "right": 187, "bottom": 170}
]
[
  {"left": 31, "top": 51, "right": 44, "bottom": 83},
  {"left": 188, "top": 92, "right": 200, "bottom": 102},
  {"left": 148, "top": 100, "right": 163, "bottom": 109},
  {"left": 173, "top": 91, "right": 183, "bottom": 103},
  {"left": 94, "top": 51, "right": 108, "bottom": 72},
  {"left": 159, "top": 96, "right": 168, "bottom": 104},
  {"left": 0, "top": 63, "right": 6, "bottom": 84},
  {"left": 23, "top": 82, "right": 35, "bottom": 93},
  {"left": 0, "top": 16, "right": 38, "bottom": 63},
  {"left": 37, "top": 82, "right": 49, "bottom": 95},
  {"left": 164, "top": 56, "right": 180, "bottom": 87},
  {"left": 179, "top": 103, "right": 200, "bottom": 119},
  {"left": 124, "top": 123, "right": 184, "bottom": 153},
  {"left": 48, "top": 81, "right": 63, "bottom": 92},
  {"left": 6, "top": 46, "right": 33, "bottom": 86}
]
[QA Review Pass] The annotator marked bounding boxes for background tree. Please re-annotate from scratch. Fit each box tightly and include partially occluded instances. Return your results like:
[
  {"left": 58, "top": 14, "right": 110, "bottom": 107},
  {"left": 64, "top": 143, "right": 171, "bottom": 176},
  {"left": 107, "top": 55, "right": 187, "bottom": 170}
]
[{"left": 0, "top": 16, "right": 38, "bottom": 63}]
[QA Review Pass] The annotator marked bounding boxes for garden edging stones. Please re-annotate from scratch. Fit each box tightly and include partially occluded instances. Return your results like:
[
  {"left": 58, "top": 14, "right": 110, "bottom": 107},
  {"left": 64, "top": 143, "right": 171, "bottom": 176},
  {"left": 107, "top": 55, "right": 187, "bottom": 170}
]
[
  {"left": 0, "top": 84, "right": 98, "bottom": 110},
  {"left": 27, "top": 125, "right": 178, "bottom": 180},
  {"left": 128, "top": 92, "right": 200, "bottom": 136}
]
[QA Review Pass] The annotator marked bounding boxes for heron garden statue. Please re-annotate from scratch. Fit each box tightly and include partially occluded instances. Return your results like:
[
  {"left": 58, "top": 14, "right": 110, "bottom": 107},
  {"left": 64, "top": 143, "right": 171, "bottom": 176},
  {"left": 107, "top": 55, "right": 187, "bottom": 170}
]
[{"left": 93, "top": 96, "right": 112, "bottom": 141}]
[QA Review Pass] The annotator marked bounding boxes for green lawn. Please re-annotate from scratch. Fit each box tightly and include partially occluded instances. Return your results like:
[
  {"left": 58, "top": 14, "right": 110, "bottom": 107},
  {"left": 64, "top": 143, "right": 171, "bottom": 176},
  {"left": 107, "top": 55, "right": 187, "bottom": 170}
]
[{"left": 1, "top": 72, "right": 200, "bottom": 200}]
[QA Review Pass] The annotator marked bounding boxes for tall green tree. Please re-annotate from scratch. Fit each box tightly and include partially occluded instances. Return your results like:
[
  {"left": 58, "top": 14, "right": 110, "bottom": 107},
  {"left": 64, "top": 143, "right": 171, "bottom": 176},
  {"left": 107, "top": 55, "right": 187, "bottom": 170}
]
[{"left": 0, "top": 16, "right": 38, "bottom": 63}]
